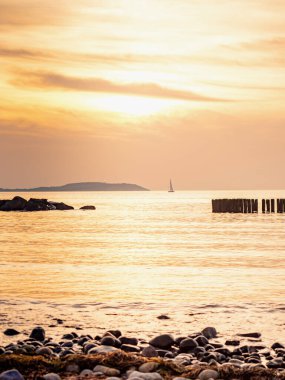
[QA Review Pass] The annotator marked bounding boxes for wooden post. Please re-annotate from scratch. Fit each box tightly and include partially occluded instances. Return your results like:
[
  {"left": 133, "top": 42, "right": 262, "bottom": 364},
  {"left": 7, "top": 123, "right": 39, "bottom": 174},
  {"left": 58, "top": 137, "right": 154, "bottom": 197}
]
[
  {"left": 243, "top": 199, "right": 247, "bottom": 213},
  {"left": 266, "top": 199, "right": 270, "bottom": 213},
  {"left": 252, "top": 199, "right": 258, "bottom": 213},
  {"left": 271, "top": 199, "right": 275, "bottom": 213},
  {"left": 262, "top": 199, "right": 265, "bottom": 213}
]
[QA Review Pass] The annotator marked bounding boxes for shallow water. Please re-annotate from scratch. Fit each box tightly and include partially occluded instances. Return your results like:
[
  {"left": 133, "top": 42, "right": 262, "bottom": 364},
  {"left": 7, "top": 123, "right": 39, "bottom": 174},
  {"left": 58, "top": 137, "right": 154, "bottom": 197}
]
[{"left": 0, "top": 190, "right": 284, "bottom": 345}]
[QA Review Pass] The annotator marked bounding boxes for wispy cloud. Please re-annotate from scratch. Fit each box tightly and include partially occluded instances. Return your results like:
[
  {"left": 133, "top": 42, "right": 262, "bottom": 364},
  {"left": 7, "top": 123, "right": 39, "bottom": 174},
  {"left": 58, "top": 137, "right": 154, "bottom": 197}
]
[{"left": 11, "top": 70, "right": 228, "bottom": 102}]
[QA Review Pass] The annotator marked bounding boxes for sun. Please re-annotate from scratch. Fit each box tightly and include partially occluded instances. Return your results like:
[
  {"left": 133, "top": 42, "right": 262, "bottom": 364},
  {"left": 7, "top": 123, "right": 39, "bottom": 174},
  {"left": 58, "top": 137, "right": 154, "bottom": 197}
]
[{"left": 78, "top": 94, "right": 175, "bottom": 117}]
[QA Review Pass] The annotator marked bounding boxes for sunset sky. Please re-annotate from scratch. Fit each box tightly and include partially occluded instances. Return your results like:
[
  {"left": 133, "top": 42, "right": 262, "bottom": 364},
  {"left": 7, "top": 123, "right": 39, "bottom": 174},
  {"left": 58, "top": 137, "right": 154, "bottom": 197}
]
[{"left": 1, "top": 0, "right": 285, "bottom": 189}]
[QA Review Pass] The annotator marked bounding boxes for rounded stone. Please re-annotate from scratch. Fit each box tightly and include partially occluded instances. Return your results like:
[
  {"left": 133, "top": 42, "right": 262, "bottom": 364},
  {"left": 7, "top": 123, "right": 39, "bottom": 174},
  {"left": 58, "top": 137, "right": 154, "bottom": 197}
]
[
  {"left": 3, "top": 329, "right": 20, "bottom": 337},
  {"left": 149, "top": 334, "right": 174, "bottom": 349},
  {"left": 198, "top": 369, "right": 219, "bottom": 380},
  {"left": 272, "top": 342, "right": 285, "bottom": 350},
  {"left": 79, "top": 369, "right": 94, "bottom": 377},
  {"left": 43, "top": 373, "right": 61, "bottom": 380},
  {"left": 201, "top": 327, "right": 217, "bottom": 339},
  {"left": 35, "top": 347, "right": 53, "bottom": 356},
  {"left": 0, "top": 370, "right": 24, "bottom": 380},
  {"left": 121, "top": 344, "right": 140, "bottom": 353},
  {"left": 88, "top": 345, "right": 118, "bottom": 354},
  {"left": 179, "top": 338, "right": 198, "bottom": 351},
  {"left": 128, "top": 371, "right": 163, "bottom": 380},
  {"left": 101, "top": 336, "right": 120, "bottom": 347},
  {"left": 141, "top": 345, "right": 158, "bottom": 358},
  {"left": 30, "top": 327, "right": 45, "bottom": 342},
  {"left": 138, "top": 362, "right": 159, "bottom": 373},
  {"left": 66, "top": 363, "right": 80, "bottom": 373},
  {"left": 93, "top": 365, "right": 120, "bottom": 376},
  {"left": 119, "top": 337, "right": 138, "bottom": 346},
  {"left": 195, "top": 335, "right": 209, "bottom": 347}
]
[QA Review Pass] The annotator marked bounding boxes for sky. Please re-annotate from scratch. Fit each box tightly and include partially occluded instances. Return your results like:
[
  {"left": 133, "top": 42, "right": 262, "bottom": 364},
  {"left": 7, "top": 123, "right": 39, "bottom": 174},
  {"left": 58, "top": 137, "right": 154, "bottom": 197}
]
[{"left": 1, "top": 0, "right": 285, "bottom": 190}]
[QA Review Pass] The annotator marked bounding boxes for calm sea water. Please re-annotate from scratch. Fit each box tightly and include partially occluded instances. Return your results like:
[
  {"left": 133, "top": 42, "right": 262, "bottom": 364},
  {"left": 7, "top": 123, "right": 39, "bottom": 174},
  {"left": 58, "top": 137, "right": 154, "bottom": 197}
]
[{"left": 0, "top": 190, "right": 284, "bottom": 345}]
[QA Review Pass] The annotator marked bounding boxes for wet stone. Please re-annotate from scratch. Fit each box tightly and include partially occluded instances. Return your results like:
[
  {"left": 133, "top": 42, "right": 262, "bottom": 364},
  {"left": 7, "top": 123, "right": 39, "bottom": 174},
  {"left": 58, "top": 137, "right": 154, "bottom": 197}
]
[
  {"left": 119, "top": 337, "right": 138, "bottom": 346},
  {"left": 198, "top": 369, "right": 219, "bottom": 380},
  {"left": 43, "top": 374, "right": 61, "bottom": 380},
  {"left": 225, "top": 340, "right": 240, "bottom": 346},
  {"left": 93, "top": 365, "right": 120, "bottom": 377},
  {"left": 179, "top": 338, "right": 198, "bottom": 352},
  {"left": 79, "top": 369, "right": 94, "bottom": 377},
  {"left": 201, "top": 327, "right": 217, "bottom": 339},
  {"left": 3, "top": 329, "right": 20, "bottom": 336},
  {"left": 30, "top": 326, "right": 45, "bottom": 342},
  {"left": 141, "top": 345, "right": 158, "bottom": 357},
  {"left": 272, "top": 342, "right": 285, "bottom": 350},
  {"left": 0, "top": 370, "right": 24, "bottom": 380},
  {"left": 139, "top": 362, "right": 159, "bottom": 373},
  {"left": 149, "top": 334, "right": 174, "bottom": 349},
  {"left": 121, "top": 344, "right": 140, "bottom": 353}
]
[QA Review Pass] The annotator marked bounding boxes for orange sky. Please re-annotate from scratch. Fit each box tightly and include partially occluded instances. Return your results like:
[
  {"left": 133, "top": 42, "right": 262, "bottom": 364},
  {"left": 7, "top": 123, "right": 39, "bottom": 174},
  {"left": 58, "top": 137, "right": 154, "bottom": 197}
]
[{"left": 1, "top": 0, "right": 285, "bottom": 189}]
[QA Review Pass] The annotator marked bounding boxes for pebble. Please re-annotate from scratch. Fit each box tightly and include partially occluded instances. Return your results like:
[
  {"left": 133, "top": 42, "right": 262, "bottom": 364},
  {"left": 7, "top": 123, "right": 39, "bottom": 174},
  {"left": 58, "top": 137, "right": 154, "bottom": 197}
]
[
  {"left": 179, "top": 338, "right": 198, "bottom": 351},
  {"left": 43, "top": 373, "right": 61, "bottom": 380},
  {"left": 138, "top": 362, "right": 159, "bottom": 373},
  {"left": 35, "top": 347, "right": 53, "bottom": 356},
  {"left": 128, "top": 371, "right": 163, "bottom": 380},
  {"left": 201, "top": 327, "right": 217, "bottom": 339},
  {"left": 141, "top": 345, "right": 158, "bottom": 357},
  {"left": 79, "top": 369, "right": 94, "bottom": 377},
  {"left": 93, "top": 365, "right": 120, "bottom": 376},
  {"left": 0, "top": 370, "right": 24, "bottom": 380},
  {"left": 149, "top": 334, "right": 174, "bottom": 349},
  {"left": 30, "top": 326, "right": 45, "bottom": 342},
  {"left": 3, "top": 329, "right": 20, "bottom": 337},
  {"left": 88, "top": 345, "right": 118, "bottom": 354},
  {"left": 198, "top": 369, "right": 219, "bottom": 380},
  {"left": 66, "top": 363, "right": 80, "bottom": 373}
]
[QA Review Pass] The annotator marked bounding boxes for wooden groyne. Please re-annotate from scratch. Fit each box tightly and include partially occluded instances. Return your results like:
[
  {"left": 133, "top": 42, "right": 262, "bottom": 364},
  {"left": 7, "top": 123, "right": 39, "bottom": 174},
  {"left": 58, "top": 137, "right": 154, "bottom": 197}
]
[{"left": 212, "top": 198, "right": 285, "bottom": 213}]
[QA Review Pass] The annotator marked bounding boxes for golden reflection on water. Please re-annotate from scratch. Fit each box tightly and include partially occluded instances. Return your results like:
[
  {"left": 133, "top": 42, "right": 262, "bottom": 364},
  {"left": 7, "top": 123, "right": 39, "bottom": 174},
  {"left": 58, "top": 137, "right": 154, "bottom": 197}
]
[{"left": 0, "top": 190, "right": 285, "bottom": 304}]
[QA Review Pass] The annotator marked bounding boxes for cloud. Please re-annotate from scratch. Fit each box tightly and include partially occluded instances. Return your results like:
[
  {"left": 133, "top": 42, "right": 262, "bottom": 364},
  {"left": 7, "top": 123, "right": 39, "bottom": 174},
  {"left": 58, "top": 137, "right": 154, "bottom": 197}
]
[{"left": 10, "top": 70, "right": 228, "bottom": 102}]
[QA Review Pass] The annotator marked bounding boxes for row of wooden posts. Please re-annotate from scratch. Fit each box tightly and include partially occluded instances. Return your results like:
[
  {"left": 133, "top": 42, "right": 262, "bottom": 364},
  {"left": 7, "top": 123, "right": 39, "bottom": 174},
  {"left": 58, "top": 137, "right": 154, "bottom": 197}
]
[{"left": 212, "top": 199, "right": 285, "bottom": 213}]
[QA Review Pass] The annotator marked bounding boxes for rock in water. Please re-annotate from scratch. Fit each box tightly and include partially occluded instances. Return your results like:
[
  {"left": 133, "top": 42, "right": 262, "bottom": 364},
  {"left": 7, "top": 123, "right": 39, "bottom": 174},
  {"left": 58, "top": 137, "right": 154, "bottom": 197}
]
[
  {"left": 49, "top": 202, "right": 74, "bottom": 210},
  {"left": 80, "top": 205, "right": 96, "bottom": 210},
  {"left": 3, "top": 329, "right": 20, "bottom": 336},
  {"left": 201, "top": 327, "right": 217, "bottom": 339},
  {"left": 0, "top": 370, "right": 24, "bottom": 380},
  {"left": 149, "top": 334, "right": 175, "bottom": 349},
  {"left": 0, "top": 196, "right": 27, "bottom": 211},
  {"left": 30, "top": 326, "right": 46, "bottom": 342}
]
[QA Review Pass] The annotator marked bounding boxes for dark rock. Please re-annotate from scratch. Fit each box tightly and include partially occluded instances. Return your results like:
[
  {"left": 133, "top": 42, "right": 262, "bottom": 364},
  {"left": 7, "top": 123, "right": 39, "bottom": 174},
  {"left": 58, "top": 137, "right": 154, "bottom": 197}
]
[
  {"left": 157, "top": 315, "right": 170, "bottom": 320},
  {"left": 156, "top": 349, "right": 172, "bottom": 357},
  {"left": 101, "top": 336, "right": 121, "bottom": 347},
  {"left": 272, "top": 342, "right": 285, "bottom": 350},
  {"left": 35, "top": 347, "right": 53, "bottom": 356},
  {"left": 0, "top": 348, "right": 5, "bottom": 355},
  {"left": 49, "top": 202, "right": 74, "bottom": 211},
  {"left": 225, "top": 339, "right": 240, "bottom": 346},
  {"left": 267, "top": 359, "right": 284, "bottom": 369},
  {"left": 0, "top": 370, "right": 24, "bottom": 380},
  {"left": 25, "top": 198, "right": 53, "bottom": 211},
  {"left": 175, "top": 336, "right": 187, "bottom": 345},
  {"left": 3, "top": 329, "right": 20, "bottom": 336},
  {"left": 0, "top": 197, "right": 27, "bottom": 211},
  {"left": 179, "top": 338, "right": 198, "bottom": 352},
  {"left": 78, "top": 337, "right": 89, "bottom": 346},
  {"left": 106, "top": 330, "right": 122, "bottom": 338},
  {"left": 80, "top": 205, "right": 96, "bottom": 210},
  {"left": 121, "top": 344, "right": 140, "bottom": 353},
  {"left": 198, "top": 369, "right": 219, "bottom": 380},
  {"left": 195, "top": 335, "right": 209, "bottom": 346},
  {"left": 61, "top": 342, "right": 73, "bottom": 348},
  {"left": 214, "top": 347, "right": 232, "bottom": 357},
  {"left": 61, "top": 334, "right": 74, "bottom": 340},
  {"left": 149, "top": 334, "right": 175, "bottom": 349},
  {"left": 238, "top": 332, "right": 261, "bottom": 338},
  {"left": 141, "top": 345, "right": 158, "bottom": 357},
  {"left": 119, "top": 336, "right": 138, "bottom": 346},
  {"left": 201, "top": 327, "right": 217, "bottom": 339},
  {"left": 30, "top": 326, "right": 45, "bottom": 342}
]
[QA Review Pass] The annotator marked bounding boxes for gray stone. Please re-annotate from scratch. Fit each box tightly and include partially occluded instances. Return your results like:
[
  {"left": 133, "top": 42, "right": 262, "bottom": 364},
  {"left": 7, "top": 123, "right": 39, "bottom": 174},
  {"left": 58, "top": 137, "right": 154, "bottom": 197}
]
[
  {"left": 128, "top": 371, "right": 162, "bottom": 380},
  {"left": 237, "top": 332, "right": 261, "bottom": 338},
  {"left": 201, "top": 327, "right": 217, "bottom": 339},
  {"left": 93, "top": 365, "right": 120, "bottom": 376},
  {"left": 88, "top": 345, "right": 118, "bottom": 354},
  {"left": 149, "top": 334, "right": 174, "bottom": 349},
  {"left": 119, "top": 337, "right": 138, "bottom": 346},
  {"left": 225, "top": 340, "right": 240, "bottom": 346},
  {"left": 138, "top": 362, "right": 159, "bottom": 373},
  {"left": 198, "top": 369, "right": 219, "bottom": 380},
  {"left": 35, "top": 347, "right": 53, "bottom": 356},
  {"left": 66, "top": 363, "right": 80, "bottom": 373},
  {"left": 79, "top": 369, "right": 94, "bottom": 377},
  {"left": 121, "top": 344, "right": 140, "bottom": 353},
  {"left": 30, "top": 326, "right": 45, "bottom": 342},
  {"left": 141, "top": 345, "right": 158, "bottom": 358},
  {"left": 43, "top": 374, "right": 61, "bottom": 380},
  {"left": 179, "top": 338, "right": 198, "bottom": 352},
  {"left": 0, "top": 370, "right": 24, "bottom": 380}
]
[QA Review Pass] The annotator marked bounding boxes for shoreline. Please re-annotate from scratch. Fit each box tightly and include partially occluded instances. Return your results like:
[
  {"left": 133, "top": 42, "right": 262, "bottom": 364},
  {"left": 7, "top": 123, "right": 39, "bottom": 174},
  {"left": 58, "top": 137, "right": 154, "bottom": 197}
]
[{"left": 1, "top": 326, "right": 285, "bottom": 379}]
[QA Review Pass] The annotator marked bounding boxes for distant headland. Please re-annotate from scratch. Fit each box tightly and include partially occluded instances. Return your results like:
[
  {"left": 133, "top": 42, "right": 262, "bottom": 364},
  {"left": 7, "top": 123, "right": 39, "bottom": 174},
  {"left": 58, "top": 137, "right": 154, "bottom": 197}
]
[{"left": 0, "top": 182, "right": 149, "bottom": 192}]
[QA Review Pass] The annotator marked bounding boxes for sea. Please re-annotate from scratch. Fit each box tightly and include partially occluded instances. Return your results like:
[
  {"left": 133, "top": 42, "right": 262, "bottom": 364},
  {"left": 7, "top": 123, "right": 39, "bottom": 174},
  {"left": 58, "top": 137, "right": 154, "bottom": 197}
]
[{"left": 0, "top": 190, "right": 284, "bottom": 345}]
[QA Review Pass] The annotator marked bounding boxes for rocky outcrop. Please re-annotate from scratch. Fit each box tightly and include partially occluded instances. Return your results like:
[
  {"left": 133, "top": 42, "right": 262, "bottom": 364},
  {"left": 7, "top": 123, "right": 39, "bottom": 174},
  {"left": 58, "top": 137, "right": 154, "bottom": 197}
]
[
  {"left": 80, "top": 205, "right": 96, "bottom": 210},
  {"left": 0, "top": 197, "right": 74, "bottom": 212}
]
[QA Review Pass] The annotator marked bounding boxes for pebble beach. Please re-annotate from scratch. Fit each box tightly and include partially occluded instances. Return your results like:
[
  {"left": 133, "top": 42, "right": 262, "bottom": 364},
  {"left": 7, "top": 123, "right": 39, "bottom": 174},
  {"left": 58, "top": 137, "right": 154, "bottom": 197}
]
[{"left": 1, "top": 325, "right": 285, "bottom": 380}]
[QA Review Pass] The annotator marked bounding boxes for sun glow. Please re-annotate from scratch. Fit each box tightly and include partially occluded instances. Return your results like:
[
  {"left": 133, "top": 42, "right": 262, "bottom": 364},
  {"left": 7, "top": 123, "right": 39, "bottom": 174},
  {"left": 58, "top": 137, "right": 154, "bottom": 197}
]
[{"left": 80, "top": 94, "right": 175, "bottom": 116}]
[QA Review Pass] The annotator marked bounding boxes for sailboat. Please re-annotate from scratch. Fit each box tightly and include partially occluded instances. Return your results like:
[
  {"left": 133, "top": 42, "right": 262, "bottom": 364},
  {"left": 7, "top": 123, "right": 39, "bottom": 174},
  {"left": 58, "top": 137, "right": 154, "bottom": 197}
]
[{"left": 168, "top": 179, "right": 174, "bottom": 192}]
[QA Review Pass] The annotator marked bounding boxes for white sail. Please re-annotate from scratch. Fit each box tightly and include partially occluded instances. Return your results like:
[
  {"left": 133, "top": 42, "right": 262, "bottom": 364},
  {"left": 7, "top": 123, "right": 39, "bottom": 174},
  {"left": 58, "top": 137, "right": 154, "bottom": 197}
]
[{"left": 168, "top": 179, "right": 174, "bottom": 192}]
